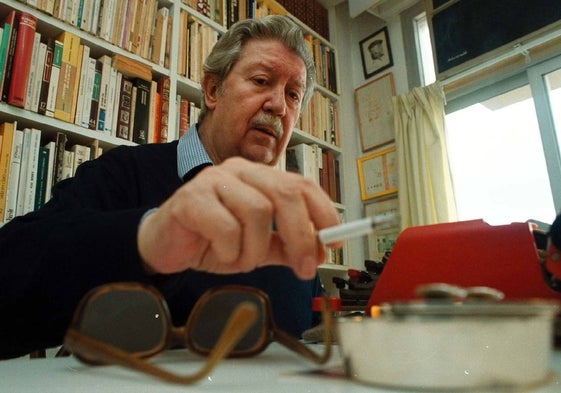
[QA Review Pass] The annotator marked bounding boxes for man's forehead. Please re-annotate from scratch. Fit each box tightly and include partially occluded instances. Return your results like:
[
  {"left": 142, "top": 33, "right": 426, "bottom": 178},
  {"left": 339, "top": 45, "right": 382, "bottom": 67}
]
[{"left": 239, "top": 40, "right": 307, "bottom": 81}]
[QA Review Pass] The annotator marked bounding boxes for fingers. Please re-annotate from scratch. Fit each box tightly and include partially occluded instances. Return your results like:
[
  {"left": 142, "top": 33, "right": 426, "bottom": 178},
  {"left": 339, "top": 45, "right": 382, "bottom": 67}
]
[
  {"left": 223, "top": 157, "right": 341, "bottom": 277},
  {"left": 138, "top": 157, "right": 341, "bottom": 278}
]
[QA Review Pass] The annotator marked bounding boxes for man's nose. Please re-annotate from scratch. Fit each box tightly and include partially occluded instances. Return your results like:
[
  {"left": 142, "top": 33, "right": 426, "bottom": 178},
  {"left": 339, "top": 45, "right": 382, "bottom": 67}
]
[{"left": 263, "top": 87, "right": 287, "bottom": 117}]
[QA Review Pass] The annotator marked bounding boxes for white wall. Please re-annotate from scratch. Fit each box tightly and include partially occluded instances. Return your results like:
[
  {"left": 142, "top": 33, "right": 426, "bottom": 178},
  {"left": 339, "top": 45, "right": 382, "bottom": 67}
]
[{"left": 328, "top": 1, "right": 412, "bottom": 269}]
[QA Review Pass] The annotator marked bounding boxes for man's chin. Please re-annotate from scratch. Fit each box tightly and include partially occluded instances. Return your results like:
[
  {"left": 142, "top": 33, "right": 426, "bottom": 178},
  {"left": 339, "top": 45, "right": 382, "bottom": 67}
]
[{"left": 242, "top": 148, "right": 277, "bottom": 166}]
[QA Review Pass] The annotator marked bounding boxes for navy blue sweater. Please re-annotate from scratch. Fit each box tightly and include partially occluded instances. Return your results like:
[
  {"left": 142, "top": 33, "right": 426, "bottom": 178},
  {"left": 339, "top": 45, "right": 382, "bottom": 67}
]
[{"left": 0, "top": 142, "right": 321, "bottom": 359}]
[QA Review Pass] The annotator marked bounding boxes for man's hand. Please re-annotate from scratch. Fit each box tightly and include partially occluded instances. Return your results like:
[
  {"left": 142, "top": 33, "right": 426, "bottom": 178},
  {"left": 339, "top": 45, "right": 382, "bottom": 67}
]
[{"left": 137, "top": 157, "right": 342, "bottom": 279}]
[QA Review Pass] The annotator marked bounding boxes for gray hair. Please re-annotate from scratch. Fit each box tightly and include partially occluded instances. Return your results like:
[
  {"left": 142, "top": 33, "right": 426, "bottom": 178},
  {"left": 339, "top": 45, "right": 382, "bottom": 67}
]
[{"left": 198, "top": 15, "right": 316, "bottom": 122}]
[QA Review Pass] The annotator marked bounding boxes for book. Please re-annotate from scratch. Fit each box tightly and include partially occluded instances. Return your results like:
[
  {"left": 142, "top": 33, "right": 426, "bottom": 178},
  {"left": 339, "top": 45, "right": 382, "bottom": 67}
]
[
  {"left": 29, "top": 39, "right": 47, "bottom": 113},
  {"left": 286, "top": 143, "right": 321, "bottom": 185},
  {"left": 111, "top": 53, "right": 152, "bottom": 82},
  {"left": 42, "top": 140, "right": 56, "bottom": 204},
  {"left": 110, "top": 70, "right": 122, "bottom": 137},
  {"left": 1, "top": 11, "right": 19, "bottom": 102},
  {"left": 54, "top": 31, "right": 81, "bottom": 123},
  {"left": 6, "top": 12, "right": 37, "bottom": 108},
  {"left": 96, "top": 55, "right": 112, "bottom": 133},
  {"left": 15, "top": 128, "right": 30, "bottom": 217},
  {"left": 52, "top": 131, "right": 68, "bottom": 185},
  {"left": 23, "top": 32, "right": 42, "bottom": 111},
  {"left": 89, "top": 139, "right": 102, "bottom": 160},
  {"left": 34, "top": 146, "right": 49, "bottom": 210},
  {"left": 70, "top": 144, "right": 91, "bottom": 176},
  {"left": 80, "top": 57, "right": 97, "bottom": 128},
  {"left": 37, "top": 37, "right": 55, "bottom": 115},
  {"left": 0, "top": 122, "right": 16, "bottom": 220},
  {"left": 21, "top": 128, "right": 41, "bottom": 215},
  {"left": 129, "top": 84, "right": 137, "bottom": 141},
  {"left": 88, "top": 59, "right": 102, "bottom": 130},
  {"left": 0, "top": 11, "right": 16, "bottom": 96},
  {"left": 147, "top": 79, "right": 157, "bottom": 143},
  {"left": 116, "top": 75, "right": 133, "bottom": 141},
  {"left": 4, "top": 128, "right": 23, "bottom": 222},
  {"left": 61, "top": 150, "right": 74, "bottom": 180},
  {"left": 151, "top": 7, "right": 169, "bottom": 67},
  {"left": 156, "top": 76, "right": 170, "bottom": 143},
  {"left": 131, "top": 78, "right": 151, "bottom": 144},
  {"left": 45, "top": 39, "right": 63, "bottom": 117},
  {"left": 178, "top": 96, "right": 189, "bottom": 138},
  {"left": 74, "top": 44, "right": 91, "bottom": 126},
  {"left": 104, "top": 64, "right": 118, "bottom": 135}
]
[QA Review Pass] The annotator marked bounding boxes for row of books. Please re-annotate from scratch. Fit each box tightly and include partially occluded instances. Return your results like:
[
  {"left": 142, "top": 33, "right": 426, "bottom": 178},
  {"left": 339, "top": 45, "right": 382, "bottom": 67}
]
[
  {"left": 304, "top": 34, "right": 338, "bottom": 94},
  {"left": 0, "top": 121, "right": 102, "bottom": 223},
  {"left": 298, "top": 90, "right": 340, "bottom": 147},
  {"left": 177, "top": 11, "right": 220, "bottom": 82},
  {"left": 286, "top": 142, "right": 341, "bottom": 204},
  {"left": 182, "top": 0, "right": 275, "bottom": 28},
  {"left": 0, "top": 12, "right": 179, "bottom": 144},
  {"left": 277, "top": 0, "right": 330, "bottom": 40},
  {"left": 16, "top": 0, "right": 172, "bottom": 66}
]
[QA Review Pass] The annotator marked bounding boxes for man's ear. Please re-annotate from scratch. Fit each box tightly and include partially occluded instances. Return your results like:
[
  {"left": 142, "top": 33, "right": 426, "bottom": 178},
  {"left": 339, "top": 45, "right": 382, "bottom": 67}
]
[{"left": 201, "top": 74, "right": 219, "bottom": 110}]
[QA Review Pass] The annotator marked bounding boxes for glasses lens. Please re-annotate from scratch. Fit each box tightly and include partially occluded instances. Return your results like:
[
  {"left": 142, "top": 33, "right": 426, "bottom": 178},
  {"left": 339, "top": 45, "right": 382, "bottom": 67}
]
[
  {"left": 76, "top": 288, "right": 167, "bottom": 355},
  {"left": 188, "top": 290, "right": 266, "bottom": 354}
]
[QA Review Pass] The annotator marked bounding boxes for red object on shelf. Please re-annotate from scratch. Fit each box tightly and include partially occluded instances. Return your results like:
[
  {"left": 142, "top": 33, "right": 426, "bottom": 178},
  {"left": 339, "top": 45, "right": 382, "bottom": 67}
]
[
  {"left": 366, "top": 219, "right": 561, "bottom": 315},
  {"left": 312, "top": 296, "right": 341, "bottom": 312}
]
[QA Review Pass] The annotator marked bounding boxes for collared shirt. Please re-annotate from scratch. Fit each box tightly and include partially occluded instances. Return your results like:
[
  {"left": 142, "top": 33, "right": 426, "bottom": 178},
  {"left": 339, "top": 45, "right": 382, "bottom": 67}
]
[{"left": 177, "top": 123, "right": 213, "bottom": 180}]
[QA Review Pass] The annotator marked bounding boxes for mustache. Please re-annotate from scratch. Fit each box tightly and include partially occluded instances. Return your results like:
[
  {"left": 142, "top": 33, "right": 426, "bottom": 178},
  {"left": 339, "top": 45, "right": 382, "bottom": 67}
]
[{"left": 249, "top": 113, "right": 283, "bottom": 139}]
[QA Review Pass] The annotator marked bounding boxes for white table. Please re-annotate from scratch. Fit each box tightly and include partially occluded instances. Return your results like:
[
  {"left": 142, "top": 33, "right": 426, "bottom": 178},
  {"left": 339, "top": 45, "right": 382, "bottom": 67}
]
[{"left": 1, "top": 344, "right": 560, "bottom": 393}]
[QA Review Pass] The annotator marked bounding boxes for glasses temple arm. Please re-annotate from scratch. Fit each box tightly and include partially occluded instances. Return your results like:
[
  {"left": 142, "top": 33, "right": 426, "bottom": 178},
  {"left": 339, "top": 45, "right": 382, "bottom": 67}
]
[
  {"left": 64, "top": 302, "right": 258, "bottom": 384},
  {"left": 273, "top": 300, "right": 333, "bottom": 365}
]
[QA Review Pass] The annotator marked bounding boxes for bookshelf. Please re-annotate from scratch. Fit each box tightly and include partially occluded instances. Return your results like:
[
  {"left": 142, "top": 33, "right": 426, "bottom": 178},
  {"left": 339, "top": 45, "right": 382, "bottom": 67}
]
[{"left": 0, "top": 0, "right": 347, "bottom": 263}]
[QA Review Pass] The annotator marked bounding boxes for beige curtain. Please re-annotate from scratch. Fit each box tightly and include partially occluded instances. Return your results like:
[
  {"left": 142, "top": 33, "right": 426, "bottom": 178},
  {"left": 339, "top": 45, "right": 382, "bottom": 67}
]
[{"left": 393, "top": 82, "right": 457, "bottom": 228}]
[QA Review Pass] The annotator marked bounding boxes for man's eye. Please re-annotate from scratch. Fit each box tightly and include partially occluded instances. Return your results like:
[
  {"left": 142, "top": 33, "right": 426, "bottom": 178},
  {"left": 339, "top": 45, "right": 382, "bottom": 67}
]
[
  {"left": 289, "top": 91, "right": 302, "bottom": 103},
  {"left": 254, "top": 77, "right": 267, "bottom": 85}
]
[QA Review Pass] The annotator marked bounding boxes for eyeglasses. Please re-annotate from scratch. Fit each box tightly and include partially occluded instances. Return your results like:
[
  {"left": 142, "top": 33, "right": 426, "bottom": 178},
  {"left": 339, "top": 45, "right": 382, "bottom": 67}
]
[{"left": 63, "top": 283, "right": 332, "bottom": 384}]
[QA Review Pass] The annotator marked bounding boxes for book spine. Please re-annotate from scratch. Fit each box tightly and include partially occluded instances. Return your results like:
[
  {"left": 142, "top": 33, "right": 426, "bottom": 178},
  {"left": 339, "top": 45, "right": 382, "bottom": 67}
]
[
  {"left": 22, "top": 128, "right": 41, "bottom": 215},
  {"left": 15, "top": 129, "right": 30, "bottom": 217},
  {"left": 0, "top": 11, "right": 16, "bottom": 96},
  {"left": 132, "top": 78, "right": 151, "bottom": 144},
  {"left": 157, "top": 76, "right": 170, "bottom": 143},
  {"left": 54, "top": 31, "right": 81, "bottom": 123},
  {"left": 96, "top": 55, "right": 112, "bottom": 133},
  {"left": 116, "top": 75, "right": 133, "bottom": 141},
  {"left": 4, "top": 129, "right": 23, "bottom": 222},
  {"left": 34, "top": 146, "right": 49, "bottom": 211},
  {"left": 29, "top": 40, "right": 47, "bottom": 113},
  {"left": 37, "top": 38, "right": 54, "bottom": 115},
  {"left": 43, "top": 141, "right": 56, "bottom": 204},
  {"left": 0, "top": 122, "right": 16, "bottom": 220},
  {"left": 88, "top": 59, "right": 102, "bottom": 130},
  {"left": 7, "top": 12, "right": 37, "bottom": 108},
  {"left": 70, "top": 144, "right": 90, "bottom": 176},
  {"left": 53, "top": 131, "right": 68, "bottom": 185},
  {"left": 104, "top": 65, "right": 118, "bottom": 135},
  {"left": 23, "top": 32, "right": 41, "bottom": 111},
  {"left": 80, "top": 57, "right": 96, "bottom": 128},
  {"left": 45, "top": 39, "right": 63, "bottom": 117},
  {"left": 74, "top": 44, "right": 90, "bottom": 126},
  {"left": 1, "top": 11, "right": 19, "bottom": 102}
]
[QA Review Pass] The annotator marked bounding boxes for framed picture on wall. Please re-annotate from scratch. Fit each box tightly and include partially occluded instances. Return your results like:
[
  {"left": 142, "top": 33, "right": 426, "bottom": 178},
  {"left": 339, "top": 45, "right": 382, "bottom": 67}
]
[
  {"left": 359, "top": 26, "right": 393, "bottom": 79},
  {"left": 355, "top": 72, "right": 396, "bottom": 152},
  {"left": 364, "top": 197, "right": 400, "bottom": 260},
  {"left": 357, "top": 145, "right": 398, "bottom": 201}
]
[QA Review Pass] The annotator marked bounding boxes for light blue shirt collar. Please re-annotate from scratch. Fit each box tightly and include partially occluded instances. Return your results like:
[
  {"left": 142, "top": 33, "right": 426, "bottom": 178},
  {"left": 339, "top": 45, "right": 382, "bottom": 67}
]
[{"left": 177, "top": 123, "right": 213, "bottom": 179}]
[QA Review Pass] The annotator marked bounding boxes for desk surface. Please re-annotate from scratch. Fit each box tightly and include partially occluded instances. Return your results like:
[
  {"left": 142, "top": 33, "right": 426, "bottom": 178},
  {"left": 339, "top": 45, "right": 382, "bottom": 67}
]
[{"left": 1, "top": 344, "right": 560, "bottom": 393}]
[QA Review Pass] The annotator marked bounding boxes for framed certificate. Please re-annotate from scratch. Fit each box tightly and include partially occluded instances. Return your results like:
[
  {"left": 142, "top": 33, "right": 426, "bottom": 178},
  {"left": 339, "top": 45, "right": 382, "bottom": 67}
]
[
  {"left": 357, "top": 145, "right": 398, "bottom": 201},
  {"left": 355, "top": 73, "right": 396, "bottom": 152}
]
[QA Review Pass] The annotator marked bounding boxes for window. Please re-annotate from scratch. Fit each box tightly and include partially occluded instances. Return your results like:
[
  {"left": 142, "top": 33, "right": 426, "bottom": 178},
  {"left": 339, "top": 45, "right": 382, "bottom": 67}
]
[{"left": 402, "top": 5, "right": 561, "bottom": 225}]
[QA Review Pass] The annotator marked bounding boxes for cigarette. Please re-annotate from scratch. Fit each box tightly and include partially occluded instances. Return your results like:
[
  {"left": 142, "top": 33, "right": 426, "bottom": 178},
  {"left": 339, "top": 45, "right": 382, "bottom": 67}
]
[{"left": 317, "top": 213, "right": 399, "bottom": 244}]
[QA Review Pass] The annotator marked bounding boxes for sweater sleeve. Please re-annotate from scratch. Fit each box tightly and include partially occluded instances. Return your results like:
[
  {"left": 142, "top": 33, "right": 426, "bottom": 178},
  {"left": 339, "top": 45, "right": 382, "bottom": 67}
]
[{"left": 0, "top": 144, "right": 179, "bottom": 359}]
